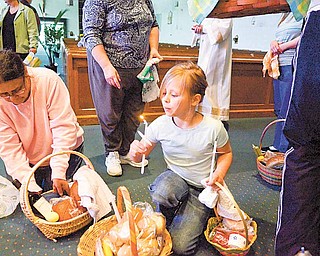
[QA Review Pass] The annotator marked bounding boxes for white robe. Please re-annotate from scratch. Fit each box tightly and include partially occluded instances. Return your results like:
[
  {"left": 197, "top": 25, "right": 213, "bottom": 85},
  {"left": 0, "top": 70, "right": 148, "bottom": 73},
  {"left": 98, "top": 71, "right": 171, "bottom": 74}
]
[{"left": 196, "top": 18, "right": 233, "bottom": 121}]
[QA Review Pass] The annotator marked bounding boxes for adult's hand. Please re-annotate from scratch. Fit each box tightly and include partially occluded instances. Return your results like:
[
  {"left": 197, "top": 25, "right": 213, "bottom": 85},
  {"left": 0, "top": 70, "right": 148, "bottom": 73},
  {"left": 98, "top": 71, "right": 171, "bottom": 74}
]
[
  {"left": 52, "top": 178, "right": 70, "bottom": 196},
  {"left": 103, "top": 64, "right": 121, "bottom": 89},
  {"left": 149, "top": 48, "right": 163, "bottom": 61},
  {"left": 192, "top": 24, "right": 203, "bottom": 34},
  {"left": 270, "top": 40, "right": 283, "bottom": 55}
]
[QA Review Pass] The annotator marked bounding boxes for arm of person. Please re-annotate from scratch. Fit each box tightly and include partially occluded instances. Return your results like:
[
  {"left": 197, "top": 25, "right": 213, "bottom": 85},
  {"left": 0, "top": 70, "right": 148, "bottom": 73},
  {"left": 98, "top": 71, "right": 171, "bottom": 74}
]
[
  {"left": 82, "top": 0, "right": 121, "bottom": 89},
  {"left": 25, "top": 8, "right": 38, "bottom": 53},
  {"left": 0, "top": 119, "right": 42, "bottom": 192},
  {"left": 207, "top": 140, "right": 233, "bottom": 188},
  {"left": 46, "top": 73, "right": 83, "bottom": 196},
  {"left": 279, "top": 36, "right": 300, "bottom": 52},
  {"left": 91, "top": 45, "right": 121, "bottom": 89},
  {"left": 149, "top": 26, "right": 162, "bottom": 60}
]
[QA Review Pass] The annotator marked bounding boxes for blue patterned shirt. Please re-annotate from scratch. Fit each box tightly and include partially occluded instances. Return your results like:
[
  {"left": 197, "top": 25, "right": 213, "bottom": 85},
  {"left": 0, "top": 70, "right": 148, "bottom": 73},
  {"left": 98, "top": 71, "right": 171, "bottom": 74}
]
[{"left": 82, "top": 0, "right": 158, "bottom": 68}]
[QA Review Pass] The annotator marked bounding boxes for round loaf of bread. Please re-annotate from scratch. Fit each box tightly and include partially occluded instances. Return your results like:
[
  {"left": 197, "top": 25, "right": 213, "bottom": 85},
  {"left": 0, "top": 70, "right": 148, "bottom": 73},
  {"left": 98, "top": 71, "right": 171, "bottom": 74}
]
[{"left": 266, "top": 155, "right": 284, "bottom": 169}]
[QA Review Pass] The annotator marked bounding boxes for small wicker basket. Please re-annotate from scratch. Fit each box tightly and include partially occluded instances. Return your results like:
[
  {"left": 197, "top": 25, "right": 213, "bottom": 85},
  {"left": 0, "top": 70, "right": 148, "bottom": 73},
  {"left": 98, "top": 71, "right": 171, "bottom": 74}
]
[
  {"left": 204, "top": 182, "right": 257, "bottom": 255},
  {"left": 256, "top": 119, "right": 286, "bottom": 186},
  {"left": 77, "top": 186, "right": 172, "bottom": 256},
  {"left": 20, "top": 150, "right": 93, "bottom": 241},
  {"left": 208, "top": 0, "right": 290, "bottom": 18}
]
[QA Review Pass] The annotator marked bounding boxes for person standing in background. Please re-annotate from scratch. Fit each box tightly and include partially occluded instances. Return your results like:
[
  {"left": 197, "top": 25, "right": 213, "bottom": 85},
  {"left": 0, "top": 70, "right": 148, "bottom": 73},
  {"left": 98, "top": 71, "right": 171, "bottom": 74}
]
[
  {"left": 0, "top": 0, "right": 38, "bottom": 60},
  {"left": 264, "top": 12, "right": 302, "bottom": 153},
  {"left": 82, "top": 0, "right": 162, "bottom": 177},
  {"left": 275, "top": 0, "right": 320, "bottom": 255},
  {"left": 192, "top": 18, "right": 233, "bottom": 131},
  {"left": 20, "top": 0, "right": 40, "bottom": 32}
]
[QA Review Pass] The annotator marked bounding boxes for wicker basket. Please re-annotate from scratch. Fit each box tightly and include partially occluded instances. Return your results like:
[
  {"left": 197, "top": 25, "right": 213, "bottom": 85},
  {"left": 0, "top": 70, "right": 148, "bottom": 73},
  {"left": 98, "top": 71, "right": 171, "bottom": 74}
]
[
  {"left": 77, "top": 186, "right": 172, "bottom": 256},
  {"left": 204, "top": 182, "right": 257, "bottom": 255},
  {"left": 256, "top": 119, "right": 286, "bottom": 186},
  {"left": 208, "top": 0, "right": 290, "bottom": 18},
  {"left": 20, "top": 150, "right": 93, "bottom": 241}
]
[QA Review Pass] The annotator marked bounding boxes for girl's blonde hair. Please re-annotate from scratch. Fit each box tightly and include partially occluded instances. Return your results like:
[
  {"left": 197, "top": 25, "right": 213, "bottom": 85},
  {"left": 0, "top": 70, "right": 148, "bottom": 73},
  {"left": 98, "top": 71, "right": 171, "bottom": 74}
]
[{"left": 160, "top": 62, "right": 207, "bottom": 102}]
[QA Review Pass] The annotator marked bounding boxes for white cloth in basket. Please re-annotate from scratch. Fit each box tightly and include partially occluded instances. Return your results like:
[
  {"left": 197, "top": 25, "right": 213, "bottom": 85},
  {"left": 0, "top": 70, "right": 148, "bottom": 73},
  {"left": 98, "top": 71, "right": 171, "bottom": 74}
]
[
  {"left": 73, "top": 166, "right": 115, "bottom": 222},
  {"left": 217, "top": 184, "right": 246, "bottom": 221},
  {"left": 199, "top": 180, "right": 245, "bottom": 221}
]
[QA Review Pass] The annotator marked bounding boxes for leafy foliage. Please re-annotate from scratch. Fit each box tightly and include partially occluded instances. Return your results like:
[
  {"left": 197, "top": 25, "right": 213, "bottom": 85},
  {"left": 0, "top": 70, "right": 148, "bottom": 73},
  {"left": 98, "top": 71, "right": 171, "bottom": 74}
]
[{"left": 38, "top": 7, "right": 68, "bottom": 66}]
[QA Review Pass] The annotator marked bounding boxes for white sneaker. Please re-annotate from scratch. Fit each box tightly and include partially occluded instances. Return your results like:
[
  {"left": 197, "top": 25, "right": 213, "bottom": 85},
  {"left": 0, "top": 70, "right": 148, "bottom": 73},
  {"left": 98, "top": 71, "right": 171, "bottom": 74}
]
[
  {"left": 120, "top": 154, "right": 148, "bottom": 168},
  {"left": 105, "top": 152, "right": 122, "bottom": 176}
]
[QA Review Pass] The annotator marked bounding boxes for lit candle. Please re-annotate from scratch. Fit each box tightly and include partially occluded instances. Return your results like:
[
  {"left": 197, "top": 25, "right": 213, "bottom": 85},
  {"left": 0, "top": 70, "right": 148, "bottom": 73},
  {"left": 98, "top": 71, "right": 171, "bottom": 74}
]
[{"left": 140, "top": 115, "right": 148, "bottom": 174}]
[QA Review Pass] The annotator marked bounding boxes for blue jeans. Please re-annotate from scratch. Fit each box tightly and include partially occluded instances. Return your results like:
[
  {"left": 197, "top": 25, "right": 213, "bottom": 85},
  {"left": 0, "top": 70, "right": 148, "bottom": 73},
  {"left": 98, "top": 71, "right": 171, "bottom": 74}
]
[
  {"left": 149, "top": 170, "right": 211, "bottom": 255},
  {"left": 273, "top": 65, "right": 293, "bottom": 152}
]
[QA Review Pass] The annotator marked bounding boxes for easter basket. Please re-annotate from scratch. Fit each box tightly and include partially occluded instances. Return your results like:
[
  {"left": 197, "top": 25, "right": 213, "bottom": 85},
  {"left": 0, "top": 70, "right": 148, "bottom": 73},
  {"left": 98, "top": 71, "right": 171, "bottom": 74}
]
[
  {"left": 20, "top": 151, "right": 93, "bottom": 241},
  {"left": 77, "top": 186, "right": 172, "bottom": 256},
  {"left": 204, "top": 182, "right": 257, "bottom": 255},
  {"left": 255, "top": 119, "right": 286, "bottom": 186},
  {"left": 208, "top": 0, "right": 290, "bottom": 18}
]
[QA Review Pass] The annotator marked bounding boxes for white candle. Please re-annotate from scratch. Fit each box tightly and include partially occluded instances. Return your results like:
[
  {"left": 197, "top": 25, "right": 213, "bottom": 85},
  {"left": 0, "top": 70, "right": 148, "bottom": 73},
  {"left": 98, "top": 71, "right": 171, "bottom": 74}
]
[
  {"left": 140, "top": 115, "right": 148, "bottom": 174},
  {"left": 209, "top": 140, "right": 218, "bottom": 183}
]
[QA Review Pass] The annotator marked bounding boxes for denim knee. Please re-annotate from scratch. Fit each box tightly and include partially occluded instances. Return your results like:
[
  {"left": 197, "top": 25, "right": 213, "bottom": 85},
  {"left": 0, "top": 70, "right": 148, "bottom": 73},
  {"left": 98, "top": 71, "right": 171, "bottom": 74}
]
[{"left": 149, "top": 170, "right": 189, "bottom": 208}]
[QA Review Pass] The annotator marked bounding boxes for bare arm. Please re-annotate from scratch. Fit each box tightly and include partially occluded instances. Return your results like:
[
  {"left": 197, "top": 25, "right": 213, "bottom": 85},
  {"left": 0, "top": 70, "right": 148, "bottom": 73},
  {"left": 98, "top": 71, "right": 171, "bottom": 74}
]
[
  {"left": 279, "top": 36, "right": 300, "bottom": 52},
  {"left": 149, "top": 26, "right": 162, "bottom": 60},
  {"left": 91, "top": 45, "right": 121, "bottom": 89},
  {"left": 207, "top": 140, "right": 233, "bottom": 188}
]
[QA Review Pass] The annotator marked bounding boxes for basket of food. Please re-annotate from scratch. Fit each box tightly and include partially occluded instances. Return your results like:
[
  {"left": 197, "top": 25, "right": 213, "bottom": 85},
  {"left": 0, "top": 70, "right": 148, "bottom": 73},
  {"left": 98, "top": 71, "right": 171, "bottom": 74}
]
[
  {"left": 208, "top": 0, "right": 290, "bottom": 18},
  {"left": 20, "top": 150, "right": 93, "bottom": 241},
  {"left": 204, "top": 182, "right": 257, "bottom": 255},
  {"left": 253, "top": 119, "right": 286, "bottom": 186},
  {"left": 77, "top": 186, "right": 172, "bottom": 256}
]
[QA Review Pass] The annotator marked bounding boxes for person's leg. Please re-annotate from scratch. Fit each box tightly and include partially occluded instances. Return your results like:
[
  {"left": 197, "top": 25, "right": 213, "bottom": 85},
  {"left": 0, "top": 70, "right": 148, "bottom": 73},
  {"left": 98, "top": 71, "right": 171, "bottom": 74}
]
[
  {"left": 86, "top": 50, "right": 124, "bottom": 155},
  {"left": 169, "top": 187, "right": 211, "bottom": 255},
  {"left": 273, "top": 65, "right": 292, "bottom": 152},
  {"left": 275, "top": 145, "right": 320, "bottom": 255},
  {"left": 272, "top": 77, "right": 281, "bottom": 149},
  {"left": 117, "top": 68, "right": 145, "bottom": 156},
  {"left": 149, "top": 170, "right": 189, "bottom": 226},
  {"left": 149, "top": 170, "right": 211, "bottom": 255}
]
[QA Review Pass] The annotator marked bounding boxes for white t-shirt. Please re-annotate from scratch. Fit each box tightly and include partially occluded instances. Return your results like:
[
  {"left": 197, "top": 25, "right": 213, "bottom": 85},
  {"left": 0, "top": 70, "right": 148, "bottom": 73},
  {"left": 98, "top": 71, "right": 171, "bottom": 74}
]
[{"left": 147, "top": 114, "right": 229, "bottom": 187}]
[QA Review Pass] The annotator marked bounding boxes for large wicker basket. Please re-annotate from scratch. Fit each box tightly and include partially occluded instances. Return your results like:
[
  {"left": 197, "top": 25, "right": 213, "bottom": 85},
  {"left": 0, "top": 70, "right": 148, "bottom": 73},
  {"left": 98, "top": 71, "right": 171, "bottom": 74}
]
[
  {"left": 204, "top": 182, "right": 257, "bottom": 255},
  {"left": 208, "top": 0, "right": 290, "bottom": 18},
  {"left": 256, "top": 119, "right": 286, "bottom": 186},
  {"left": 77, "top": 186, "right": 172, "bottom": 256},
  {"left": 20, "top": 150, "right": 93, "bottom": 241}
]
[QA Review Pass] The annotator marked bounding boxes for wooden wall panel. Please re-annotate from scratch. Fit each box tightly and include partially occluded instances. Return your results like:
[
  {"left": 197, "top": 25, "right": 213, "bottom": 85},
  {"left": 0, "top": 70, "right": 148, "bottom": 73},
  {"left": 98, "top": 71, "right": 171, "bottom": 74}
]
[{"left": 62, "top": 39, "right": 275, "bottom": 125}]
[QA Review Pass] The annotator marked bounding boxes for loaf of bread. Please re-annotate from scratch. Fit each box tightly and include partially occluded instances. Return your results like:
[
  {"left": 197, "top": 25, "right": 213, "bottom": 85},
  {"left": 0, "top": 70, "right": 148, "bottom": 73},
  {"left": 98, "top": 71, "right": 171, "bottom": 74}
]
[{"left": 266, "top": 155, "right": 284, "bottom": 169}]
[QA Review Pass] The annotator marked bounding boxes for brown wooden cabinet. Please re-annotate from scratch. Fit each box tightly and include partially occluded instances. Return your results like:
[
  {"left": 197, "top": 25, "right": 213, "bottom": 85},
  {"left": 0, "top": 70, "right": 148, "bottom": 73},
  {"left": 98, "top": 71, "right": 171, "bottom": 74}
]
[{"left": 62, "top": 39, "right": 274, "bottom": 125}]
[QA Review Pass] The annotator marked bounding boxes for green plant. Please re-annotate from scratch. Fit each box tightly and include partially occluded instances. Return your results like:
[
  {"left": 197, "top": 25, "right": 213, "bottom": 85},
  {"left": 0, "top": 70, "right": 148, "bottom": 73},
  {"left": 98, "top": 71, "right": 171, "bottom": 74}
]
[{"left": 38, "top": 6, "right": 68, "bottom": 67}]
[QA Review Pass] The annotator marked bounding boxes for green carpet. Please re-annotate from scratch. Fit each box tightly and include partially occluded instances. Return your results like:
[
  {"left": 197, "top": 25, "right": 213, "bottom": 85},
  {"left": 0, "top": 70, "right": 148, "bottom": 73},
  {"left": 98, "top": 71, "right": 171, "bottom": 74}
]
[{"left": 0, "top": 117, "right": 280, "bottom": 256}]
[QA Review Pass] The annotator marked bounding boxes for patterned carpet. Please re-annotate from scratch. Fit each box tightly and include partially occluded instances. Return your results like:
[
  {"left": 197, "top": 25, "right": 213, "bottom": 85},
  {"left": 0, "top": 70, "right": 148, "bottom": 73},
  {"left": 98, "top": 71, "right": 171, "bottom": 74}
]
[{"left": 0, "top": 117, "right": 280, "bottom": 256}]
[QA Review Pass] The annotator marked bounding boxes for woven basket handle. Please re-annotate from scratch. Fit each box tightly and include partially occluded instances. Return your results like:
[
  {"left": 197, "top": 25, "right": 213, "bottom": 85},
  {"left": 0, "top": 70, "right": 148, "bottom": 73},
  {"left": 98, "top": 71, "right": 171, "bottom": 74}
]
[
  {"left": 259, "top": 119, "right": 286, "bottom": 149},
  {"left": 116, "top": 186, "right": 138, "bottom": 256},
  {"left": 20, "top": 150, "right": 95, "bottom": 222},
  {"left": 214, "top": 182, "right": 249, "bottom": 248}
]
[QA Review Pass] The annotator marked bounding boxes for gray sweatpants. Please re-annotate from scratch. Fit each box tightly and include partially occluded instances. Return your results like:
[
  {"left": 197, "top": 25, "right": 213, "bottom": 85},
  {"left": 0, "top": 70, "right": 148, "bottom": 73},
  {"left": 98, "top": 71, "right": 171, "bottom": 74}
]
[{"left": 86, "top": 50, "right": 145, "bottom": 156}]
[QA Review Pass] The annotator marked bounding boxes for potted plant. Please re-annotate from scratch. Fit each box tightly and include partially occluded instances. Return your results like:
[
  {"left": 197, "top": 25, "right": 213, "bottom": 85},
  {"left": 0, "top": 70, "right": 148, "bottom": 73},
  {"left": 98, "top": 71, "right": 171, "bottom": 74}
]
[{"left": 38, "top": 7, "right": 68, "bottom": 72}]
